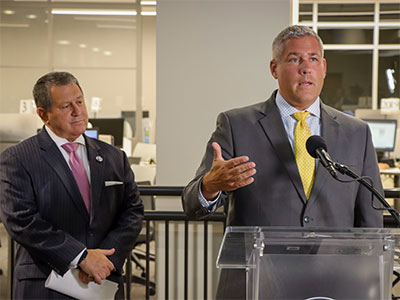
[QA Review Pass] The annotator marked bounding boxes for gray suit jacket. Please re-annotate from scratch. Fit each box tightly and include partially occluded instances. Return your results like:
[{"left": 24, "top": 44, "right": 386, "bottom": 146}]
[
  {"left": 182, "top": 91, "right": 383, "bottom": 299},
  {"left": 182, "top": 91, "right": 383, "bottom": 228},
  {"left": 0, "top": 128, "right": 144, "bottom": 299}
]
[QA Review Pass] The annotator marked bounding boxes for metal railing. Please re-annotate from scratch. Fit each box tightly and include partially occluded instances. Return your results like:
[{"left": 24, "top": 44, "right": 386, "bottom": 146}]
[{"left": 3, "top": 187, "right": 400, "bottom": 300}]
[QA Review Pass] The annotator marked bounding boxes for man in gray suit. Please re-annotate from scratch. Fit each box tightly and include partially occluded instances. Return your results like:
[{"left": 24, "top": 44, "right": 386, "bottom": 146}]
[
  {"left": 0, "top": 72, "right": 144, "bottom": 299},
  {"left": 182, "top": 25, "right": 383, "bottom": 298}
]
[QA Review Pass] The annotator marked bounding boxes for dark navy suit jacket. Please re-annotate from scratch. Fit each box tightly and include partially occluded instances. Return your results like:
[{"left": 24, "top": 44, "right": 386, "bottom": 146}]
[{"left": 0, "top": 128, "right": 144, "bottom": 299}]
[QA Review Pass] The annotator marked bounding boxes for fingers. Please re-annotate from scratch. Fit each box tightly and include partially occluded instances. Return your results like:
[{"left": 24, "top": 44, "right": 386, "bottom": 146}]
[
  {"left": 79, "top": 249, "right": 115, "bottom": 284},
  {"left": 78, "top": 270, "right": 93, "bottom": 285},
  {"left": 202, "top": 153, "right": 256, "bottom": 196},
  {"left": 100, "top": 248, "right": 115, "bottom": 256},
  {"left": 212, "top": 142, "right": 224, "bottom": 161}
]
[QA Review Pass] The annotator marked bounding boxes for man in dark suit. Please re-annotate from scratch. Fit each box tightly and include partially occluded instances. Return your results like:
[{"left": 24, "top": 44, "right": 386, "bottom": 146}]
[
  {"left": 182, "top": 25, "right": 383, "bottom": 298},
  {"left": 0, "top": 72, "right": 144, "bottom": 299}
]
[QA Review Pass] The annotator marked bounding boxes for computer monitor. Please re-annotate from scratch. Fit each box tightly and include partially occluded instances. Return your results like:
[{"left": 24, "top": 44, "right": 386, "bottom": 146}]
[
  {"left": 88, "top": 118, "right": 124, "bottom": 147},
  {"left": 84, "top": 128, "right": 99, "bottom": 139},
  {"left": 363, "top": 119, "right": 397, "bottom": 152}
]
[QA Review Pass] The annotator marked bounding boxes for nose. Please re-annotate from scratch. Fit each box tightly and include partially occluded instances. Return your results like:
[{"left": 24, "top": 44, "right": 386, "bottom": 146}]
[
  {"left": 71, "top": 102, "right": 81, "bottom": 116},
  {"left": 299, "top": 59, "right": 311, "bottom": 75}
]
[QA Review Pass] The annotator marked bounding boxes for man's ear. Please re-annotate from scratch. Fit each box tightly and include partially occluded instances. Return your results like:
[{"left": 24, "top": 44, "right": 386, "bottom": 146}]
[
  {"left": 37, "top": 107, "right": 49, "bottom": 124},
  {"left": 270, "top": 59, "right": 279, "bottom": 79}
]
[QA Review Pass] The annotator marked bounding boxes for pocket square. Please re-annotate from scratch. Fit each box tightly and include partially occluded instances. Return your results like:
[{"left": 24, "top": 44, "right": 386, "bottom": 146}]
[{"left": 105, "top": 181, "right": 123, "bottom": 187}]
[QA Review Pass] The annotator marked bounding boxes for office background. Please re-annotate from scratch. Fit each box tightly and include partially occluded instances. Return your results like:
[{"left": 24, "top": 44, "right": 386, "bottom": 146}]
[{"left": 0, "top": 0, "right": 399, "bottom": 299}]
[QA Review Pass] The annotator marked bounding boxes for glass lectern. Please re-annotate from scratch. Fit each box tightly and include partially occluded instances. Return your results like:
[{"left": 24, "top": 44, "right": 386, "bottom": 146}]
[{"left": 216, "top": 227, "right": 400, "bottom": 300}]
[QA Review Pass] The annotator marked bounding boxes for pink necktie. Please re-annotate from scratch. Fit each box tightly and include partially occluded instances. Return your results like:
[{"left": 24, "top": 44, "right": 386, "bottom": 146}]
[{"left": 62, "top": 143, "right": 91, "bottom": 212}]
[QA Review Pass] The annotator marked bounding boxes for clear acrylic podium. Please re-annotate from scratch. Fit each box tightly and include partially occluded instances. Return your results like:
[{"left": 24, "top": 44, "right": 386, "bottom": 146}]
[{"left": 216, "top": 227, "right": 400, "bottom": 300}]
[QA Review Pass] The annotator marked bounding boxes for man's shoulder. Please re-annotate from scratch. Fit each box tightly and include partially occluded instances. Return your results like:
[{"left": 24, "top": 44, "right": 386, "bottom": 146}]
[
  {"left": 323, "top": 104, "right": 367, "bottom": 128},
  {"left": 85, "top": 136, "right": 124, "bottom": 155}
]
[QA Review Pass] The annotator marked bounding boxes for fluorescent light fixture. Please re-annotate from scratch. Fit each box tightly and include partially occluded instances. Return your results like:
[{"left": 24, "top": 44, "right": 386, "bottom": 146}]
[
  {"left": 26, "top": 14, "right": 37, "bottom": 19},
  {"left": 3, "top": 10, "right": 16, "bottom": 15},
  {"left": 97, "top": 24, "right": 136, "bottom": 30},
  {"left": 141, "top": 11, "right": 156, "bottom": 16},
  {"left": 0, "top": 23, "right": 29, "bottom": 28},
  {"left": 74, "top": 16, "right": 135, "bottom": 23},
  {"left": 51, "top": 9, "right": 137, "bottom": 16},
  {"left": 141, "top": 1, "right": 156, "bottom": 5}
]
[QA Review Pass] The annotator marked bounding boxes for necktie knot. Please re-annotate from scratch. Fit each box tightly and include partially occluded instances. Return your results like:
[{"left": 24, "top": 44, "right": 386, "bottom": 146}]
[
  {"left": 62, "top": 142, "right": 79, "bottom": 153},
  {"left": 293, "top": 111, "right": 310, "bottom": 122}
]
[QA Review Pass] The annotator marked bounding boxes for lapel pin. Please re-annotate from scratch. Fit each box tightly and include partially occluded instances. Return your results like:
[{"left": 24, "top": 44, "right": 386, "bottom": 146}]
[{"left": 96, "top": 155, "right": 103, "bottom": 163}]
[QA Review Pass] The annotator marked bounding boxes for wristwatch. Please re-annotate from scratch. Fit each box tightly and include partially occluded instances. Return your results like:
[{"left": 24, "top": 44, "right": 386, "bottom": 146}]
[{"left": 78, "top": 249, "right": 88, "bottom": 266}]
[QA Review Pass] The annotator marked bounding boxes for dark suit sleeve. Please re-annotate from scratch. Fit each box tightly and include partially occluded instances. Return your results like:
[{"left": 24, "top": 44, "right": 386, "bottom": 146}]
[
  {"left": 0, "top": 149, "right": 85, "bottom": 275},
  {"left": 99, "top": 152, "right": 144, "bottom": 273},
  {"left": 354, "top": 125, "right": 384, "bottom": 227},
  {"left": 182, "top": 112, "right": 233, "bottom": 219}
]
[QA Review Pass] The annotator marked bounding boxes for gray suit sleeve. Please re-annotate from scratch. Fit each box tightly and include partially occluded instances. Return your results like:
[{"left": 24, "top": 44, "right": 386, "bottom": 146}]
[
  {"left": 354, "top": 124, "right": 384, "bottom": 227},
  {"left": 182, "top": 112, "right": 233, "bottom": 219}
]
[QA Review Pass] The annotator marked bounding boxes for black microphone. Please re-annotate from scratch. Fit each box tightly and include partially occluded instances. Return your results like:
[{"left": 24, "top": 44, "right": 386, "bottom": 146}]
[{"left": 306, "top": 135, "right": 337, "bottom": 178}]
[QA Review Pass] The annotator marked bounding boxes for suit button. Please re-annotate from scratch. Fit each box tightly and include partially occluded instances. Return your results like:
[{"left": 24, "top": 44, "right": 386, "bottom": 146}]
[{"left": 304, "top": 216, "right": 310, "bottom": 223}]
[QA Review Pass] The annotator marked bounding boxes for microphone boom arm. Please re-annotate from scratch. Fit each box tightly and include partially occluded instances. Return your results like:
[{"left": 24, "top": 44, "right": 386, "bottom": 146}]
[{"left": 333, "top": 162, "right": 400, "bottom": 226}]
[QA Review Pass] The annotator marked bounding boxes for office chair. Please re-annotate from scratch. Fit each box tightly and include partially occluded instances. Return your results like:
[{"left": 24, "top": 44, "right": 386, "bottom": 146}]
[{"left": 131, "top": 181, "right": 156, "bottom": 295}]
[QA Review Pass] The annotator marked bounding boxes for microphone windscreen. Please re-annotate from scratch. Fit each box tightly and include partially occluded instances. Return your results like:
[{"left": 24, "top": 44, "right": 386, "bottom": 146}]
[{"left": 306, "top": 135, "right": 327, "bottom": 158}]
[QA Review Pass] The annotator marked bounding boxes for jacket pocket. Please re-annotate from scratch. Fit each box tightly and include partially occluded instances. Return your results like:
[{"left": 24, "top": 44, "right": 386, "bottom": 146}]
[{"left": 15, "top": 263, "right": 49, "bottom": 280}]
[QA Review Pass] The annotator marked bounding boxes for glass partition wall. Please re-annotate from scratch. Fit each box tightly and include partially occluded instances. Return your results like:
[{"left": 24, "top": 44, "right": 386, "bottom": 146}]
[
  {"left": 297, "top": 0, "right": 400, "bottom": 112},
  {"left": 0, "top": 0, "right": 156, "bottom": 148}
]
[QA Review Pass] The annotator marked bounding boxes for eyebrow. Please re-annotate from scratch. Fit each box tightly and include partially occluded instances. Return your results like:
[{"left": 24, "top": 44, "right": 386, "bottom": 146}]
[{"left": 286, "top": 51, "right": 321, "bottom": 57}]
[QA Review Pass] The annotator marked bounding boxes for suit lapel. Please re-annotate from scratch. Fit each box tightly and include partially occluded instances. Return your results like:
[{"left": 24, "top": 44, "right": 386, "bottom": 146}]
[
  {"left": 258, "top": 93, "right": 307, "bottom": 204},
  {"left": 307, "top": 103, "right": 340, "bottom": 206},
  {"left": 85, "top": 136, "right": 105, "bottom": 221},
  {"left": 38, "top": 129, "right": 89, "bottom": 221}
]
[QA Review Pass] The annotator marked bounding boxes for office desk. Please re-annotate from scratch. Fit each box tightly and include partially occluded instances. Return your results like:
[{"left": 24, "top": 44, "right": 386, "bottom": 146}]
[{"left": 381, "top": 168, "right": 400, "bottom": 187}]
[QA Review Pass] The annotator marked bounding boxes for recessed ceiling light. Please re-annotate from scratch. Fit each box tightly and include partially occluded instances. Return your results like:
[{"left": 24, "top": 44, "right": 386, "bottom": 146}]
[
  {"left": 104, "top": 51, "right": 112, "bottom": 56},
  {"left": 3, "top": 10, "right": 16, "bottom": 15},
  {"left": 26, "top": 14, "right": 37, "bottom": 19},
  {"left": 58, "top": 40, "right": 70, "bottom": 45},
  {"left": 92, "top": 47, "right": 100, "bottom": 52},
  {"left": 79, "top": 44, "right": 87, "bottom": 48}
]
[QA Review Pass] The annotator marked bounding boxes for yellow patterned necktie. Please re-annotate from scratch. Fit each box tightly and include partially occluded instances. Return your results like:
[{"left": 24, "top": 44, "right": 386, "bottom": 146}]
[{"left": 293, "top": 111, "right": 315, "bottom": 199}]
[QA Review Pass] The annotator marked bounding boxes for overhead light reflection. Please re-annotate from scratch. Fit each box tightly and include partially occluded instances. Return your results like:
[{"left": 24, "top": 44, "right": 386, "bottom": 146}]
[
  {"left": 141, "top": 1, "right": 156, "bottom": 5},
  {"left": 57, "top": 40, "right": 70, "bottom": 45},
  {"left": 3, "top": 10, "right": 16, "bottom": 15},
  {"left": 52, "top": 9, "right": 137, "bottom": 16},
  {"left": 141, "top": 12, "right": 156, "bottom": 16}
]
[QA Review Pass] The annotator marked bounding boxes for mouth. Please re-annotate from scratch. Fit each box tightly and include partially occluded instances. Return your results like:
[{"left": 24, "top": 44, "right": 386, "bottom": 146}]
[
  {"left": 298, "top": 81, "right": 313, "bottom": 87},
  {"left": 71, "top": 119, "right": 86, "bottom": 125}
]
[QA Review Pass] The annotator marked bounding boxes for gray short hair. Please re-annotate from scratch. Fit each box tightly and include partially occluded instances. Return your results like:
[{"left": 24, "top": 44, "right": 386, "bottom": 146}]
[
  {"left": 272, "top": 25, "right": 324, "bottom": 63},
  {"left": 32, "top": 71, "right": 83, "bottom": 111}
]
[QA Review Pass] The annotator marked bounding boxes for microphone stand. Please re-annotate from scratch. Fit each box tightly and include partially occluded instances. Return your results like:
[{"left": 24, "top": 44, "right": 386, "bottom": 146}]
[{"left": 333, "top": 162, "right": 400, "bottom": 227}]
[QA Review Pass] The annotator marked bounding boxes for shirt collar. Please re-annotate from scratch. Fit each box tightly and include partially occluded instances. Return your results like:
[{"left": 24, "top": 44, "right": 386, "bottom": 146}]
[
  {"left": 44, "top": 125, "right": 86, "bottom": 148},
  {"left": 275, "top": 90, "right": 321, "bottom": 119}
]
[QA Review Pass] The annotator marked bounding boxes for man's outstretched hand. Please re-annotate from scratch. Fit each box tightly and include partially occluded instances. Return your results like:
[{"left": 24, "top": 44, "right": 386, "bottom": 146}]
[{"left": 201, "top": 142, "right": 256, "bottom": 200}]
